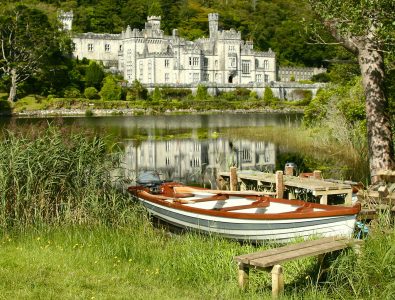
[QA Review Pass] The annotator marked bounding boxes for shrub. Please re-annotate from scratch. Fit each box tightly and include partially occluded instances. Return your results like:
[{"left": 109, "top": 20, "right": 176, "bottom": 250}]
[
  {"left": 195, "top": 84, "right": 209, "bottom": 100},
  {"left": 84, "top": 87, "right": 99, "bottom": 99},
  {"left": 152, "top": 86, "right": 162, "bottom": 102},
  {"left": 100, "top": 76, "right": 122, "bottom": 101},
  {"left": 63, "top": 87, "right": 81, "bottom": 98},
  {"left": 128, "top": 80, "right": 148, "bottom": 101},
  {"left": 85, "top": 61, "right": 105, "bottom": 89},
  {"left": 161, "top": 87, "right": 192, "bottom": 99}
]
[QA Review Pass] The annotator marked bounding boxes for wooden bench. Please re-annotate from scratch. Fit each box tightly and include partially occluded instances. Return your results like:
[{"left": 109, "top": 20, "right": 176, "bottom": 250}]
[{"left": 234, "top": 236, "right": 363, "bottom": 299}]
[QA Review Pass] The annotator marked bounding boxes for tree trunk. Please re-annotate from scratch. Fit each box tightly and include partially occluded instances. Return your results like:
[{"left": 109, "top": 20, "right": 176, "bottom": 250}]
[
  {"left": 8, "top": 68, "right": 17, "bottom": 102},
  {"left": 358, "top": 47, "right": 395, "bottom": 182}
]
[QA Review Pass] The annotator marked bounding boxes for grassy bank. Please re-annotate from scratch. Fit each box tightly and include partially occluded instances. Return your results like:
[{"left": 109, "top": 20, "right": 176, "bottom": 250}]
[
  {"left": 0, "top": 125, "right": 393, "bottom": 299},
  {"left": 0, "top": 94, "right": 304, "bottom": 115}
]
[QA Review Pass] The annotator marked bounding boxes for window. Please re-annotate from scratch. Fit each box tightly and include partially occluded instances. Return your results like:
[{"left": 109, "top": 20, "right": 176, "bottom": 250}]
[
  {"left": 263, "top": 60, "right": 269, "bottom": 69},
  {"left": 264, "top": 74, "right": 269, "bottom": 83},
  {"left": 165, "top": 157, "right": 170, "bottom": 166},
  {"left": 72, "top": 43, "right": 76, "bottom": 51},
  {"left": 215, "top": 60, "right": 218, "bottom": 68},
  {"left": 105, "top": 44, "right": 110, "bottom": 52},
  {"left": 165, "top": 59, "right": 169, "bottom": 68},
  {"left": 229, "top": 45, "right": 235, "bottom": 52},
  {"left": 165, "top": 141, "right": 171, "bottom": 151},
  {"left": 228, "top": 57, "right": 236, "bottom": 67},
  {"left": 242, "top": 60, "right": 250, "bottom": 74},
  {"left": 119, "top": 45, "right": 122, "bottom": 51},
  {"left": 203, "top": 58, "right": 208, "bottom": 67},
  {"left": 189, "top": 57, "right": 192, "bottom": 66},
  {"left": 193, "top": 57, "right": 199, "bottom": 66},
  {"left": 165, "top": 73, "right": 169, "bottom": 83},
  {"left": 193, "top": 73, "right": 200, "bottom": 82},
  {"left": 88, "top": 44, "right": 93, "bottom": 51},
  {"left": 256, "top": 74, "right": 262, "bottom": 83}
]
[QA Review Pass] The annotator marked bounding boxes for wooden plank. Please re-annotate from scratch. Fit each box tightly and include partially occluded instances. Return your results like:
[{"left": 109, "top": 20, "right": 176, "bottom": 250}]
[
  {"left": 173, "top": 186, "right": 273, "bottom": 196},
  {"left": 234, "top": 236, "right": 342, "bottom": 264},
  {"left": 250, "top": 239, "right": 361, "bottom": 268}
]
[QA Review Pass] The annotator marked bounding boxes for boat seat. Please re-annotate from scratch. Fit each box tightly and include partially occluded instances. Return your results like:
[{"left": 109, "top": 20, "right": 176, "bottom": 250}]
[{"left": 219, "top": 200, "right": 270, "bottom": 211}]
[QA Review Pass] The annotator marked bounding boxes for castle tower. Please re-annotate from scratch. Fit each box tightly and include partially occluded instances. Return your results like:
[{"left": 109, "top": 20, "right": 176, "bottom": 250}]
[
  {"left": 208, "top": 13, "right": 219, "bottom": 39},
  {"left": 146, "top": 16, "right": 161, "bottom": 31},
  {"left": 58, "top": 10, "right": 73, "bottom": 31}
]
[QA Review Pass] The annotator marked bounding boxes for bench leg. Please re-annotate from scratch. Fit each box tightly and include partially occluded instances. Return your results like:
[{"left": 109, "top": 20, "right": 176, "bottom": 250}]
[
  {"left": 237, "top": 262, "right": 249, "bottom": 290},
  {"left": 271, "top": 264, "right": 284, "bottom": 299}
]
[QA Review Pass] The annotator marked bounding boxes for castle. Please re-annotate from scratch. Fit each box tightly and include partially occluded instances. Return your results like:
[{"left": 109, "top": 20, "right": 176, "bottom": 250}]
[{"left": 59, "top": 11, "right": 276, "bottom": 86}]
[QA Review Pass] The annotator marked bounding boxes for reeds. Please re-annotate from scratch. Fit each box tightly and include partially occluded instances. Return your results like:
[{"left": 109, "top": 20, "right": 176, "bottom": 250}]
[{"left": 0, "top": 123, "right": 130, "bottom": 228}]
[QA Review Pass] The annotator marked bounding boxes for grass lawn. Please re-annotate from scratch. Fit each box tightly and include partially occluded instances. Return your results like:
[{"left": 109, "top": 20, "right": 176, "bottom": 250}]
[{"left": 0, "top": 224, "right": 324, "bottom": 300}]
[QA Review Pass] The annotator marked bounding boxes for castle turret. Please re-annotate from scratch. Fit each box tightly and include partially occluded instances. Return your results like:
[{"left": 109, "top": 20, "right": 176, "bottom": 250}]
[
  {"left": 146, "top": 16, "right": 161, "bottom": 31},
  {"left": 208, "top": 13, "right": 219, "bottom": 39},
  {"left": 58, "top": 10, "right": 73, "bottom": 31}
]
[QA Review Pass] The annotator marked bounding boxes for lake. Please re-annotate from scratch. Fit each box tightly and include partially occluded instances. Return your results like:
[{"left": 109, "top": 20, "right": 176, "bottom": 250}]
[{"left": 0, "top": 112, "right": 302, "bottom": 185}]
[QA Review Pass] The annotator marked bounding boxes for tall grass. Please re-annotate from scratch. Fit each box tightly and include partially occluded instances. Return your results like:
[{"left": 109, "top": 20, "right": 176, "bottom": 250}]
[{"left": 0, "top": 123, "right": 130, "bottom": 228}]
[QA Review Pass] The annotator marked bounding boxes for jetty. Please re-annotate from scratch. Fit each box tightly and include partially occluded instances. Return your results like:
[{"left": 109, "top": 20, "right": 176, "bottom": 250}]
[{"left": 217, "top": 167, "right": 353, "bottom": 205}]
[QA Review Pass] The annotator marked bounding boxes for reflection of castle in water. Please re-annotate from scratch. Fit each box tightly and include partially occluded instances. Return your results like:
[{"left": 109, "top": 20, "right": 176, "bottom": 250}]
[{"left": 124, "top": 138, "right": 276, "bottom": 185}]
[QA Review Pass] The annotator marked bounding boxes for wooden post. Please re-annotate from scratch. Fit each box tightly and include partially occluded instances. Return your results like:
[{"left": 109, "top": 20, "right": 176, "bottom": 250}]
[
  {"left": 271, "top": 265, "right": 284, "bottom": 299},
  {"left": 284, "top": 165, "right": 294, "bottom": 176},
  {"left": 276, "top": 171, "right": 284, "bottom": 199},
  {"left": 237, "top": 263, "right": 249, "bottom": 290},
  {"left": 230, "top": 167, "right": 238, "bottom": 191},
  {"left": 313, "top": 170, "right": 322, "bottom": 180}
]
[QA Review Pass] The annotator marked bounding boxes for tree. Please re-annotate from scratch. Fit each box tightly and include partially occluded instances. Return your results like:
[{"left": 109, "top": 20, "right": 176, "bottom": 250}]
[
  {"left": 85, "top": 60, "right": 105, "bottom": 89},
  {"left": 307, "top": 0, "right": 395, "bottom": 181},
  {"left": 99, "top": 75, "right": 122, "bottom": 100},
  {"left": 0, "top": 5, "right": 66, "bottom": 102}
]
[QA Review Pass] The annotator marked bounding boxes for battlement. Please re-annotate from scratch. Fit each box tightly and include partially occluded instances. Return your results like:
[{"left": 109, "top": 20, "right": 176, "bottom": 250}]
[
  {"left": 147, "top": 16, "right": 161, "bottom": 21},
  {"left": 75, "top": 32, "right": 121, "bottom": 40},
  {"left": 58, "top": 10, "right": 73, "bottom": 19},
  {"left": 218, "top": 29, "right": 241, "bottom": 40},
  {"left": 208, "top": 13, "right": 219, "bottom": 21}
]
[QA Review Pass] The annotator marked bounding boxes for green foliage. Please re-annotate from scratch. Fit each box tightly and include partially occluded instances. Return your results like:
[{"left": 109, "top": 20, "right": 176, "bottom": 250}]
[
  {"left": 195, "top": 84, "right": 209, "bottom": 100},
  {"left": 0, "top": 125, "right": 126, "bottom": 227},
  {"left": 161, "top": 87, "right": 192, "bottom": 100},
  {"left": 152, "top": 86, "right": 162, "bottom": 102},
  {"left": 84, "top": 86, "right": 99, "bottom": 99},
  {"left": 99, "top": 75, "right": 122, "bottom": 101},
  {"left": 63, "top": 86, "right": 81, "bottom": 98},
  {"left": 85, "top": 61, "right": 105, "bottom": 90},
  {"left": 311, "top": 72, "right": 330, "bottom": 83},
  {"left": 128, "top": 80, "right": 148, "bottom": 101},
  {"left": 148, "top": 0, "right": 162, "bottom": 16}
]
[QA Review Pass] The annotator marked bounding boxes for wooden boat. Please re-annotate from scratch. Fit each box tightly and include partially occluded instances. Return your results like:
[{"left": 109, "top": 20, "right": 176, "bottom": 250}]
[{"left": 128, "top": 181, "right": 361, "bottom": 243}]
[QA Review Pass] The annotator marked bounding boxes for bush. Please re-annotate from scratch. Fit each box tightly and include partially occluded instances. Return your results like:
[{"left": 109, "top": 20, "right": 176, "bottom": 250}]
[
  {"left": 84, "top": 87, "right": 99, "bottom": 99},
  {"left": 100, "top": 76, "right": 122, "bottom": 101},
  {"left": 161, "top": 87, "right": 192, "bottom": 99},
  {"left": 152, "top": 86, "right": 162, "bottom": 102},
  {"left": 195, "top": 84, "right": 209, "bottom": 100},
  {"left": 85, "top": 61, "right": 105, "bottom": 89},
  {"left": 128, "top": 80, "right": 148, "bottom": 101},
  {"left": 63, "top": 86, "right": 81, "bottom": 98}
]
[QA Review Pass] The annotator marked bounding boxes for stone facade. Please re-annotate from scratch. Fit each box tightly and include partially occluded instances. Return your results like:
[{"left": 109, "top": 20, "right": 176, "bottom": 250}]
[
  {"left": 61, "top": 12, "right": 277, "bottom": 86},
  {"left": 278, "top": 66, "right": 326, "bottom": 82}
]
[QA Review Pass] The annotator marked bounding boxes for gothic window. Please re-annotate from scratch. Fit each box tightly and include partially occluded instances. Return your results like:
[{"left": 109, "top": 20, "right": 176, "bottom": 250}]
[
  {"left": 193, "top": 57, "right": 199, "bottom": 66},
  {"left": 165, "top": 59, "right": 169, "bottom": 68},
  {"left": 119, "top": 45, "right": 122, "bottom": 51},
  {"left": 263, "top": 60, "right": 269, "bottom": 69},
  {"left": 105, "top": 44, "right": 110, "bottom": 52},
  {"left": 255, "top": 59, "right": 259, "bottom": 68},
  {"left": 228, "top": 45, "right": 235, "bottom": 52},
  {"left": 203, "top": 57, "right": 208, "bottom": 67},
  {"left": 165, "top": 73, "right": 169, "bottom": 83},
  {"left": 242, "top": 60, "right": 250, "bottom": 74},
  {"left": 228, "top": 57, "right": 236, "bottom": 67},
  {"left": 256, "top": 74, "right": 262, "bottom": 82},
  {"left": 88, "top": 44, "right": 93, "bottom": 51},
  {"left": 264, "top": 74, "right": 269, "bottom": 83},
  {"left": 189, "top": 57, "right": 192, "bottom": 66}
]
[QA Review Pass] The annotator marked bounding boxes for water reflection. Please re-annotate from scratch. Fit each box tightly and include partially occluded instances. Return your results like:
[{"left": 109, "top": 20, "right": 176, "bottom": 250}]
[
  {"left": 123, "top": 137, "right": 276, "bottom": 186},
  {"left": 0, "top": 113, "right": 302, "bottom": 185}
]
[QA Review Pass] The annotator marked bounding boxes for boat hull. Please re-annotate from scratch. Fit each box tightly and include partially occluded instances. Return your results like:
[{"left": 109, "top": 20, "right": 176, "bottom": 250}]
[{"left": 137, "top": 197, "right": 358, "bottom": 243}]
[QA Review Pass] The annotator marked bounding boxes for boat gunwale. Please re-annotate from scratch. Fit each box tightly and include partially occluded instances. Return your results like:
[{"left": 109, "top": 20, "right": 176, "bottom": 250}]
[{"left": 131, "top": 188, "right": 360, "bottom": 220}]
